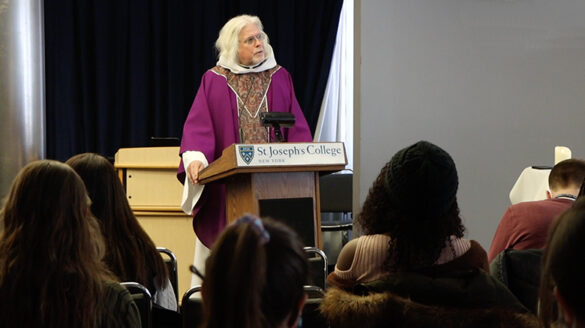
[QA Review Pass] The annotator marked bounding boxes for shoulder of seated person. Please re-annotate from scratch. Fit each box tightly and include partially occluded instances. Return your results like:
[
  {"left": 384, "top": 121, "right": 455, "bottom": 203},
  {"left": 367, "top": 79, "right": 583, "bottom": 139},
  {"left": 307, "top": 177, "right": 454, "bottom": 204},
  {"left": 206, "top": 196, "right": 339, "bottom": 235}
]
[{"left": 336, "top": 238, "right": 359, "bottom": 271}]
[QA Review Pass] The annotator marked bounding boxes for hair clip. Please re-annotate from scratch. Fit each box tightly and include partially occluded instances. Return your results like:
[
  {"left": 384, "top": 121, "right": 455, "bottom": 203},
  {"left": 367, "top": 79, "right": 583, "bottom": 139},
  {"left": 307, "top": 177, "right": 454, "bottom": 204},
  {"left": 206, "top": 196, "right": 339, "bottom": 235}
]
[{"left": 234, "top": 214, "right": 271, "bottom": 245}]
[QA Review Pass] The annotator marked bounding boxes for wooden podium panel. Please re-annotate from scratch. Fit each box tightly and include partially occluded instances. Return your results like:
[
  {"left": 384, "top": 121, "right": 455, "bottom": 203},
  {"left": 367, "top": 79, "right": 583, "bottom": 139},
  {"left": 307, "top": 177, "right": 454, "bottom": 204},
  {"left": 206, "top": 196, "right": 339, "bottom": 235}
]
[
  {"left": 125, "top": 168, "right": 183, "bottom": 208},
  {"left": 225, "top": 171, "right": 321, "bottom": 247},
  {"left": 115, "top": 147, "right": 183, "bottom": 210}
]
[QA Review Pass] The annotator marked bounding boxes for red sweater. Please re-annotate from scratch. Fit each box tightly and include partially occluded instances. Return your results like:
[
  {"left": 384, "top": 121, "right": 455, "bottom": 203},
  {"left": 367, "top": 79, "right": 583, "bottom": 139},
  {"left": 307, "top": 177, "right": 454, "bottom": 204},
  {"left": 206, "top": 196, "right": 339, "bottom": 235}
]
[{"left": 488, "top": 198, "right": 573, "bottom": 263}]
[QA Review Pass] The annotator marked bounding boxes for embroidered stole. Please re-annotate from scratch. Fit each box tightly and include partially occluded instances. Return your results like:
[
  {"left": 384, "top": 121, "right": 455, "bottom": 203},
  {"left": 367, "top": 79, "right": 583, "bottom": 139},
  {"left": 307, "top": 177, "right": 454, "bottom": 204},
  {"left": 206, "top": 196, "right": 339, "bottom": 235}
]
[{"left": 212, "top": 66, "right": 280, "bottom": 143}]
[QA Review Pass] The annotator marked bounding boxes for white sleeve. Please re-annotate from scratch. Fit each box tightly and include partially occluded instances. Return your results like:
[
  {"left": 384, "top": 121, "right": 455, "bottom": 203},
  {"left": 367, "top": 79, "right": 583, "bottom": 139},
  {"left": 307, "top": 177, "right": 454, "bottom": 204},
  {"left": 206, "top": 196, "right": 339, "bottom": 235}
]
[
  {"left": 152, "top": 277, "right": 178, "bottom": 312},
  {"left": 181, "top": 151, "right": 209, "bottom": 215}
]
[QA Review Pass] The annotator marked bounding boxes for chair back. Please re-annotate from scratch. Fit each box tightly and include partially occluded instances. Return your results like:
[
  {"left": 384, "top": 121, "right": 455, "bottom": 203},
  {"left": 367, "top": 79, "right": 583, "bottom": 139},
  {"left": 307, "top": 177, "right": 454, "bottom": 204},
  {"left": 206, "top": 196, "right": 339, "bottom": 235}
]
[
  {"left": 181, "top": 285, "right": 326, "bottom": 328},
  {"left": 181, "top": 285, "right": 203, "bottom": 328},
  {"left": 320, "top": 172, "right": 352, "bottom": 213},
  {"left": 490, "top": 248, "right": 543, "bottom": 314},
  {"left": 157, "top": 246, "right": 179, "bottom": 304},
  {"left": 301, "top": 285, "right": 328, "bottom": 328},
  {"left": 121, "top": 281, "right": 153, "bottom": 328},
  {"left": 319, "top": 172, "right": 353, "bottom": 272},
  {"left": 304, "top": 247, "right": 328, "bottom": 290}
]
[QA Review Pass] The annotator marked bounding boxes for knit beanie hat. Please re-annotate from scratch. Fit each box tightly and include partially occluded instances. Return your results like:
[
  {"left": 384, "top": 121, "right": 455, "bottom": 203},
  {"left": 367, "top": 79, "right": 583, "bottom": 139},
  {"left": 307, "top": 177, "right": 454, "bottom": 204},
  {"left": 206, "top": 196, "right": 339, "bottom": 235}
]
[{"left": 384, "top": 141, "right": 458, "bottom": 219}]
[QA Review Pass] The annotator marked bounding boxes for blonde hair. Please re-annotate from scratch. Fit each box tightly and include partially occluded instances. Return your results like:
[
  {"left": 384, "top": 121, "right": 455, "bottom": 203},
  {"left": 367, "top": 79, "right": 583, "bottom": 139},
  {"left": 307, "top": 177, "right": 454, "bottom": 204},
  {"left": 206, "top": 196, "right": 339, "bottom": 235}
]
[{"left": 215, "top": 14, "right": 274, "bottom": 65}]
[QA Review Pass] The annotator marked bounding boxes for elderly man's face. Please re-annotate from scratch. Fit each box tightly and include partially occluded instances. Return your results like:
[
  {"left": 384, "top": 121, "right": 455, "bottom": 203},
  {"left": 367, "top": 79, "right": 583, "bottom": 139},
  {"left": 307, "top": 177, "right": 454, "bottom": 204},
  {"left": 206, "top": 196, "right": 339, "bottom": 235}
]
[{"left": 237, "top": 23, "right": 265, "bottom": 66}]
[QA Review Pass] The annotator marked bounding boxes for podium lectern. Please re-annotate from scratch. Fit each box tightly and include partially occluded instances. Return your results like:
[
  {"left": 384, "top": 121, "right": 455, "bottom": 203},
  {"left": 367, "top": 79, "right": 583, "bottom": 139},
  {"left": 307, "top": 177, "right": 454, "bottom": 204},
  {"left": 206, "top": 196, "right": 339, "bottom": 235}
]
[{"left": 199, "top": 142, "right": 347, "bottom": 248}]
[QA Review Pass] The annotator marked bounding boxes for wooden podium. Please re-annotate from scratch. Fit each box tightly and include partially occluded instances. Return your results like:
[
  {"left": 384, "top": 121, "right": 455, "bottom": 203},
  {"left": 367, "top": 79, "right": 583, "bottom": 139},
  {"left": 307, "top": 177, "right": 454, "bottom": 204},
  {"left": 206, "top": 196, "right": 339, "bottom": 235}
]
[{"left": 199, "top": 142, "right": 347, "bottom": 248}]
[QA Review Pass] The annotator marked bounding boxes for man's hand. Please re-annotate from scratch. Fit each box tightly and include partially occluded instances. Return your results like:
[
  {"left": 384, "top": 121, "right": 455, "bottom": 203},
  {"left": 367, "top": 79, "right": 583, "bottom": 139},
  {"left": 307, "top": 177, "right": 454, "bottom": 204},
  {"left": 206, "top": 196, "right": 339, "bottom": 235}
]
[{"left": 187, "top": 160, "right": 205, "bottom": 184}]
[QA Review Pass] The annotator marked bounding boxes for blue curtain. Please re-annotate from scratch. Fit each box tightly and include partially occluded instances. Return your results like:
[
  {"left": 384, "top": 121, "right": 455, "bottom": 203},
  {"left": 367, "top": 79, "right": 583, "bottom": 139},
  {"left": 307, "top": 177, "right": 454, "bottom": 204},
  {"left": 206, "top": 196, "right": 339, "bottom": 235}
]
[{"left": 44, "top": 0, "right": 343, "bottom": 160}]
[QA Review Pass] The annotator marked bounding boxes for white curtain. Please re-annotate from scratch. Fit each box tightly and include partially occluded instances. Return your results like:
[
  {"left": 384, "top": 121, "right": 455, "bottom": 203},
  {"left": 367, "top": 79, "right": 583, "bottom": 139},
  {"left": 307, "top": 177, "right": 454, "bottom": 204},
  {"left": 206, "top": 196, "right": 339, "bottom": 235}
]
[
  {"left": 314, "top": 0, "right": 353, "bottom": 171},
  {"left": 0, "top": 0, "right": 45, "bottom": 200}
]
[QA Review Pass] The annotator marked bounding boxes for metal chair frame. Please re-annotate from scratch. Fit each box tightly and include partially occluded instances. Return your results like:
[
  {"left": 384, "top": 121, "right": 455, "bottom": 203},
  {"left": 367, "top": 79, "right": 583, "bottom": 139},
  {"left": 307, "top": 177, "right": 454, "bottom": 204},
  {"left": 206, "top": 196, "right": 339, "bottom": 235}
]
[
  {"left": 304, "top": 246, "right": 328, "bottom": 290},
  {"left": 157, "top": 246, "right": 179, "bottom": 304},
  {"left": 121, "top": 281, "right": 153, "bottom": 328}
]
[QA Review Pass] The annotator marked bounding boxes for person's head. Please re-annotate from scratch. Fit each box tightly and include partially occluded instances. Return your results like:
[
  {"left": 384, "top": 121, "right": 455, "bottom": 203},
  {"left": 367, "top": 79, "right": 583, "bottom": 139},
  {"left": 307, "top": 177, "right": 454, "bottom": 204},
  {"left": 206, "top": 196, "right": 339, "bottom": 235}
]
[
  {"left": 547, "top": 159, "right": 585, "bottom": 198},
  {"left": 539, "top": 198, "right": 585, "bottom": 327},
  {"left": 0, "top": 160, "right": 113, "bottom": 327},
  {"left": 356, "top": 140, "right": 464, "bottom": 272},
  {"left": 66, "top": 152, "right": 168, "bottom": 292},
  {"left": 216, "top": 14, "right": 274, "bottom": 67},
  {"left": 66, "top": 153, "right": 124, "bottom": 224},
  {"left": 202, "top": 215, "right": 308, "bottom": 328}
]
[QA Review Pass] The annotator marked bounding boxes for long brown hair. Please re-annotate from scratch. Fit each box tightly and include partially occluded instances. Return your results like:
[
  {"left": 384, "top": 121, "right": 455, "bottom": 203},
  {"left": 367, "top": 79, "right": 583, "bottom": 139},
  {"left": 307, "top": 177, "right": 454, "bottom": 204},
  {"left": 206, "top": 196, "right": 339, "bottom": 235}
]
[
  {"left": 66, "top": 153, "right": 169, "bottom": 293},
  {"left": 0, "top": 160, "right": 115, "bottom": 327},
  {"left": 202, "top": 216, "right": 308, "bottom": 328},
  {"left": 539, "top": 198, "right": 585, "bottom": 326}
]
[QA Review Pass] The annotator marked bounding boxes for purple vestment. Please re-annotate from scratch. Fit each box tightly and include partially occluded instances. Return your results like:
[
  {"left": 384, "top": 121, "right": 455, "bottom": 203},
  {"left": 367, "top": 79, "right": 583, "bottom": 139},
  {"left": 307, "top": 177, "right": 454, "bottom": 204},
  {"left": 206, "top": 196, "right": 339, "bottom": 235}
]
[{"left": 177, "top": 66, "right": 312, "bottom": 247}]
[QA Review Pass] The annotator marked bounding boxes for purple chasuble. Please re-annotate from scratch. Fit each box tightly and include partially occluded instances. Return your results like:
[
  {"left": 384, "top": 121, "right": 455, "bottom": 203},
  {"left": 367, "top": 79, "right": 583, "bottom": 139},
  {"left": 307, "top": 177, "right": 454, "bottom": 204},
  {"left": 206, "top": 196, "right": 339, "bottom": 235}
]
[{"left": 177, "top": 66, "right": 312, "bottom": 247}]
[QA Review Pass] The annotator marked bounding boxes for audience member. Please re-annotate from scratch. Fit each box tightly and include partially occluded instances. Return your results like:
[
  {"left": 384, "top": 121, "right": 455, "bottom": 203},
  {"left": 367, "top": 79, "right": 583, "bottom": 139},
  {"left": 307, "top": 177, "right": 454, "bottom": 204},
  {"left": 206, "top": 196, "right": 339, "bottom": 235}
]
[
  {"left": 321, "top": 141, "right": 537, "bottom": 327},
  {"left": 488, "top": 159, "right": 585, "bottom": 262},
  {"left": 0, "top": 160, "right": 140, "bottom": 327},
  {"left": 67, "top": 153, "right": 177, "bottom": 311},
  {"left": 539, "top": 198, "right": 585, "bottom": 327},
  {"left": 200, "top": 215, "right": 308, "bottom": 328}
]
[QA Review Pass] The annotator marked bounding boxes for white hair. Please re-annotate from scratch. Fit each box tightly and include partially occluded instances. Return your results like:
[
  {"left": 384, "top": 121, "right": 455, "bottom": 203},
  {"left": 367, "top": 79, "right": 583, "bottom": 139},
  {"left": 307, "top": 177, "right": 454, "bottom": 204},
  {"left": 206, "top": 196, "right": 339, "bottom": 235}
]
[{"left": 215, "top": 14, "right": 274, "bottom": 66}]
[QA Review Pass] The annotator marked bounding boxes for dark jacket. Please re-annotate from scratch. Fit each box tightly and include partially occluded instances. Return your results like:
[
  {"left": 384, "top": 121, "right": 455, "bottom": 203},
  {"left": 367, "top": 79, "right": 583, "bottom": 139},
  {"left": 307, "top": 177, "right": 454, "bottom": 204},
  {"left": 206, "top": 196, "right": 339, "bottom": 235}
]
[
  {"left": 100, "top": 281, "right": 141, "bottom": 328},
  {"left": 321, "top": 268, "right": 539, "bottom": 328}
]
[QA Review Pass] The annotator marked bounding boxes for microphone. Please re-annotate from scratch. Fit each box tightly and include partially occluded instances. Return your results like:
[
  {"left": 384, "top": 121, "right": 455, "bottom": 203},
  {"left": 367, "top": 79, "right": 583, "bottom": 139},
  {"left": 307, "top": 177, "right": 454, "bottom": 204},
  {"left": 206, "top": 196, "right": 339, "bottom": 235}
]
[{"left": 260, "top": 112, "right": 296, "bottom": 142}]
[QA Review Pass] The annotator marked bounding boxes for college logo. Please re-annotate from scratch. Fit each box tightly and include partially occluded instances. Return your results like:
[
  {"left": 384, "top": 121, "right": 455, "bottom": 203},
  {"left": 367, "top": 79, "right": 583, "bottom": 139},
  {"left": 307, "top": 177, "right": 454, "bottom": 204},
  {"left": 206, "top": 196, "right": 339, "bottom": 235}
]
[{"left": 238, "top": 145, "right": 255, "bottom": 165}]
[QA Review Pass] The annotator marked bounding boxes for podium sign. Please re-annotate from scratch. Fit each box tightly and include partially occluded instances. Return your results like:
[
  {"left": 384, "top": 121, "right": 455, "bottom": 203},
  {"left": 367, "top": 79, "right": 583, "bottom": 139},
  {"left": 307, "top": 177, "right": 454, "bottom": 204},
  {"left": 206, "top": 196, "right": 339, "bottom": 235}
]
[
  {"left": 199, "top": 142, "right": 347, "bottom": 185},
  {"left": 235, "top": 143, "right": 346, "bottom": 167}
]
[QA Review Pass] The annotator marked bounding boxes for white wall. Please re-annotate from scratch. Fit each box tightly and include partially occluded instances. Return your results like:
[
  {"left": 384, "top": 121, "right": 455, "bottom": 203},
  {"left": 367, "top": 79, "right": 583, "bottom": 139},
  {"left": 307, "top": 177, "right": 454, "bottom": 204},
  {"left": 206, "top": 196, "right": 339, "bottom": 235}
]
[{"left": 358, "top": 0, "right": 585, "bottom": 249}]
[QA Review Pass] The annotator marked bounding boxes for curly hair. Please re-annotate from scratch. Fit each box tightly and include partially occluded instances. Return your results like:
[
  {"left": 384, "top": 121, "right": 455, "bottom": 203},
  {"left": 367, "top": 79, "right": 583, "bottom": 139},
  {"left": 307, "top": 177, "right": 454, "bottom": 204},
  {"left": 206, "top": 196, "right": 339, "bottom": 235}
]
[{"left": 356, "top": 161, "right": 465, "bottom": 272}]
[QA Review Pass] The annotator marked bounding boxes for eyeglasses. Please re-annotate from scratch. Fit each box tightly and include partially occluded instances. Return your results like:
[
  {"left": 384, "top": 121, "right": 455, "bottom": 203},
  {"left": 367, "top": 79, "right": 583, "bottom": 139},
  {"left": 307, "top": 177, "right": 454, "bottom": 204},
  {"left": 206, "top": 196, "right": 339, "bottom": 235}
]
[{"left": 241, "top": 33, "right": 265, "bottom": 46}]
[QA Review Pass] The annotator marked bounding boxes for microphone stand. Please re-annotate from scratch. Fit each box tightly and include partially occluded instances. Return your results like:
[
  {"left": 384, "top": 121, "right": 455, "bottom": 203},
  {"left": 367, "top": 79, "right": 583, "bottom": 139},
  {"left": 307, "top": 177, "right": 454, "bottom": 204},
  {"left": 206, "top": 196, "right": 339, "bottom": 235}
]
[{"left": 271, "top": 124, "right": 284, "bottom": 142}]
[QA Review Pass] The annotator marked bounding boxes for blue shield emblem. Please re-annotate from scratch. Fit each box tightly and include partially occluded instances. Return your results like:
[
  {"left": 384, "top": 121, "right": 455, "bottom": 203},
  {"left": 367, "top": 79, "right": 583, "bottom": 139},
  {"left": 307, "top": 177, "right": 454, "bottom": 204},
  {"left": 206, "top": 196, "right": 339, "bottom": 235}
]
[{"left": 239, "top": 145, "right": 254, "bottom": 165}]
